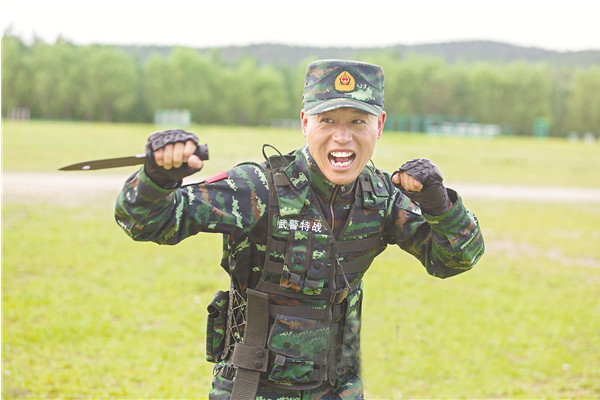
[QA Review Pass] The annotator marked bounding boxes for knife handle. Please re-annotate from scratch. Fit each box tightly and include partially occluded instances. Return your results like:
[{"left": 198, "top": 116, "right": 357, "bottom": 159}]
[{"left": 195, "top": 144, "right": 209, "bottom": 161}]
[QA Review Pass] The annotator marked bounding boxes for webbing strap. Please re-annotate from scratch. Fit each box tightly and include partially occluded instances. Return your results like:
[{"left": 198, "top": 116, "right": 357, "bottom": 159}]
[
  {"left": 266, "top": 237, "right": 287, "bottom": 253},
  {"left": 255, "top": 166, "right": 279, "bottom": 294},
  {"left": 336, "top": 236, "right": 383, "bottom": 253},
  {"left": 263, "top": 257, "right": 372, "bottom": 277},
  {"left": 258, "top": 281, "right": 330, "bottom": 299},
  {"left": 269, "top": 303, "right": 330, "bottom": 320},
  {"left": 230, "top": 289, "right": 270, "bottom": 400},
  {"left": 258, "top": 280, "right": 360, "bottom": 303},
  {"left": 360, "top": 176, "right": 374, "bottom": 192},
  {"left": 336, "top": 258, "right": 373, "bottom": 274},
  {"left": 273, "top": 172, "right": 290, "bottom": 186}
]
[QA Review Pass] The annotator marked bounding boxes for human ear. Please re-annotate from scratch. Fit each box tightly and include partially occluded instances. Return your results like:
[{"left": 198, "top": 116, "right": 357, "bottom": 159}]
[
  {"left": 301, "top": 110, "right": 309, "bottom": 138},
  {"left": 376, "top": 111, "right": 386, "bottom": 139}
]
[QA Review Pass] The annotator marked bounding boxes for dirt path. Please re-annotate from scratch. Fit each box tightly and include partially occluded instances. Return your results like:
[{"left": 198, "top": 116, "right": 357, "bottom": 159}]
[{"left": 4, "top": 172, "right": 600, "bottom": 206}]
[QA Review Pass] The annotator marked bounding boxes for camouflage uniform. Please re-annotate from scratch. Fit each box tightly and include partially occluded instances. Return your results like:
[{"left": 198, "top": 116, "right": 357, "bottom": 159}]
[{"left": 115, "top": 60, "right": 484, "bottom": 399}]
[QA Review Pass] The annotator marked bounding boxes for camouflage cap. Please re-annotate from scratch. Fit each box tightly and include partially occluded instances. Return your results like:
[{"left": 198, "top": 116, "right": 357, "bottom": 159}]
[{"left": 302, "top": 59, "right": 384, "bottom": 116}]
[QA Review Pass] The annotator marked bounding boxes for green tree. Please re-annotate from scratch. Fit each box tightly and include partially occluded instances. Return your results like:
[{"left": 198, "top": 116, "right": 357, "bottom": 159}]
[
  {"left": 360, "top": 51, "right": 404, "bottom": 114},
  {"left": 29, "top": 38, "right": 82, "bottom": 119},
  {"left": 362, "top": 54, "right": 453, "bottom": 116},
  {"left": 78, "top": 45, "right": 139, "bottom": 121},
  {"left": 219, "top": 57, "right": 289, "bottom": 126},
  {"left": 547, "top": 68, "right": 572, "bottom": 137},
  {"left": 503, "top": 62, "right": 552, "bottom": 135},
  {"left": 252, "top": 64, "right": 290, "bottom": 125},
  {"left": 445, "top": 62, "right": 477, "bottom": 118},
  {"left": 2, "top": 32, "right": 592, "bottom": 135},
  {"left": 567, "top": 66, "right": 600, "bottom": 134},
  {"left": 1, "top": 34, "right": 34, "bottom": 115},
  {"left": 168, "top": 47, "right": 215, "bottom": 123},
  {"left": 465, "top": 62, "right": 551, "bottom": 135},
  {"left": 143, "top": 54, "right": 176, "bottom": 113},
  {"left": 144, "top": 47, "right": 223, "bottom": 124},
  {"left": 278, "top": 61, "right": 306, "bottom": 119},
  {"left": 466, "top": 62, "right": 505, "bottom": 124}
]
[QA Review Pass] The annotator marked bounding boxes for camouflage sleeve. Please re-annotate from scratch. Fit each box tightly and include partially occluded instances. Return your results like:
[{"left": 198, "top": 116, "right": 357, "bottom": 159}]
[
  {"left": 383, "top": 174, "right": 485, "bottom": 278},
  {"left": 114, "top": 163, "right": 269, "bottom": 245}
]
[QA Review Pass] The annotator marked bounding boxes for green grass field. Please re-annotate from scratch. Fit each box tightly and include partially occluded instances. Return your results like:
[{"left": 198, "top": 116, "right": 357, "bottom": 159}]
[
  {"left": 3, "top": 120, "right": 600, "bottom": 188},
  {"left": 2, "top": 121, "right": 600, "bottom": 399}
]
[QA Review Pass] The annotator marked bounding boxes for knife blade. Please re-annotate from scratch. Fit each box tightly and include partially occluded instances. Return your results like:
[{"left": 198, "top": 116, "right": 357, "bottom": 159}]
[
  {"left": 59, "top": 154, "right": 147, "bottom": 171},
  {"left": 59, "top": 144, "right": 209, "bottom": 171}
]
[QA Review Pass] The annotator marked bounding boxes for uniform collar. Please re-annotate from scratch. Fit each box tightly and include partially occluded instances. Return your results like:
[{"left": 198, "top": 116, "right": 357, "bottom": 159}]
[{"left": 299, "top": 145, "right": 357, "bottom": 200}]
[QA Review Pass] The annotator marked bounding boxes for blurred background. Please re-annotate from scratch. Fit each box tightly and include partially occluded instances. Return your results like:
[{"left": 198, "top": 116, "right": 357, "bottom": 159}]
[
  {"left": 2, "top": 0, "right": 600, "bottom": 137},
  {"left": 2, "top": 0, "right": 599, "bottom": 398}
]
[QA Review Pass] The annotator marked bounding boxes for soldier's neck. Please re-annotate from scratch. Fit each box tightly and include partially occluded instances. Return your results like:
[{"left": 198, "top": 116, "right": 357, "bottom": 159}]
[{"left": 300, "top": 146, "right": 357, "bottom": 201}]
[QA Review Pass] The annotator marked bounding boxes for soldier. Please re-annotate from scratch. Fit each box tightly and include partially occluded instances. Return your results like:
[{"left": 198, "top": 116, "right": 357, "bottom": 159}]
[{"left": 115, "top": 59, "right": 484, "bottom": 399}]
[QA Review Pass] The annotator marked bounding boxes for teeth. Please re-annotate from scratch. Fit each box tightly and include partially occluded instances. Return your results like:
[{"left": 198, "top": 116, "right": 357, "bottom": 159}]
[
  {"left": 329, "top": 151, "right": 355, "bottom": 168},
  {"left": 330, "top": 151, "right": 354, "bottom": 157},
  {"left": 331, "top": 159, "right": 352, "bottom": 168}
]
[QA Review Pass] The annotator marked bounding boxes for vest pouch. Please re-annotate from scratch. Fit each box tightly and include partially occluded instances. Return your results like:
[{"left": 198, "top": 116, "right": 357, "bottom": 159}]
[
  {"left": 267, "top": 356, "right": 319, "bottom": 387},
  {"left": 361, "top": 173, "right": 389, "bottom": 210},
  {"left": 280, "top": 230, "right": 309, "bottom": 293},
  {"left": 280, "top": 231, "right": 330, "bottom": 296},
  {"left": 304, "top": 260, "right": 326, "bottom": 294},
  {"left": 206, "top": 290, "right": 229, "bottom": 363},
  {"left": 303, "top": 233, "right": 332, "bottom": 295},
  {"left": 266, "top": 314, "right": 328, "bottom": 388}
]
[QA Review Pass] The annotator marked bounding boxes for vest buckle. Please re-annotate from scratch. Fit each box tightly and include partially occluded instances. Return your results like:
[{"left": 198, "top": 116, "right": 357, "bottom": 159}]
[
  {"left": 332, "top": 286, "right": 349, "bottom": 304},
  {"left": 213, "top": 363, "right": 236, "bottom": 380}
]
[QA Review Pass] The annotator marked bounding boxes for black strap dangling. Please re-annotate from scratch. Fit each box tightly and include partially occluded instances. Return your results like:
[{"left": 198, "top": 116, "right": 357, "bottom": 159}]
[{"left": 262, "top": 144, "right": 283, "bottom": 161}]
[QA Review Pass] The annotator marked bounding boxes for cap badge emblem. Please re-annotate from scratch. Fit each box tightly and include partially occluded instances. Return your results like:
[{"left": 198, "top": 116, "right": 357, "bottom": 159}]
[{"left": 335, "top": 71, "right": 355, "bottom": 92}]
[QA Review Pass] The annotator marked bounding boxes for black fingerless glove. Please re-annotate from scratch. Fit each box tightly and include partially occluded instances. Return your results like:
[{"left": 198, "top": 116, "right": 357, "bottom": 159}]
[
  {"left": 392, "top": 158, "right": 451, "bottom": 216},
  {"left": 144, "top": 129, "right": 203, "bottom": 188}
]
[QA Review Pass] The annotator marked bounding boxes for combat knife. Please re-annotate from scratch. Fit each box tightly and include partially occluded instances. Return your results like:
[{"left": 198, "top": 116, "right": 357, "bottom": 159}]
[{"left": 59, "top": 144, "right": 209, "bottom": 171}]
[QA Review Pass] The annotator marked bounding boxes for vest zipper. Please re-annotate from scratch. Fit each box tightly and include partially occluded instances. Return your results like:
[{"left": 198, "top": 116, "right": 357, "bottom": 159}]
[
  {"left": 328, "top": 185, "right": 353, "bottom": 384},
  {"left": 329, "top": 185, "right": 340, "bottom": 233}
]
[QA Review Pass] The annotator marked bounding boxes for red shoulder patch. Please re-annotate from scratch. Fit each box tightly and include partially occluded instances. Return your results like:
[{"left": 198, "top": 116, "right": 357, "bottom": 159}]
[{"left": 204, "top": 171, "right": 229, "bottom": 184}]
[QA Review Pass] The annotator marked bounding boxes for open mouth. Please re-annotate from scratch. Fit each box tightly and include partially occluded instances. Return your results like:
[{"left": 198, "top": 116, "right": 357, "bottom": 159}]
[{"left": 328, "top": 151, "right": 356, "bottom": 168}]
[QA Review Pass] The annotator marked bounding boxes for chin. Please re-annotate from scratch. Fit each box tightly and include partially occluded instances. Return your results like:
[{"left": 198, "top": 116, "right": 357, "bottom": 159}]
[{"left": 325, "top": 171, "right": 358, "bottom": 186}]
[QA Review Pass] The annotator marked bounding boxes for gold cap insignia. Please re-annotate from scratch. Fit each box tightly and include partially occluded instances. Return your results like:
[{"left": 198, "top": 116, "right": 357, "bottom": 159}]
[{"left": 335, "top": 71, "right": 355, "bottom": 92}]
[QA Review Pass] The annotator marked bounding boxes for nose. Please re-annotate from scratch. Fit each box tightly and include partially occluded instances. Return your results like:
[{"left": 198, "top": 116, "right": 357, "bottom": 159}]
[{"left": 332, "top": 124, "right": 352, "bottom": 143}]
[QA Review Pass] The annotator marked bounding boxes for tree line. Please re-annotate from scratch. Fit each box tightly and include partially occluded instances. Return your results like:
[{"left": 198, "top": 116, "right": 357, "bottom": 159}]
[{"left": 2, "top": 33, "right": 599, "bottom": 136}]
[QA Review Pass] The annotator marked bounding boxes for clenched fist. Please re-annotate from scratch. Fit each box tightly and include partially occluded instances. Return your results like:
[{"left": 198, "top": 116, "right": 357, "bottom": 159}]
[
  {"left": 145, "top": 129, "right": 206, "bottom": 188},
  {"left": 392, "top": 158, "right": 452, "bottom": 215}
]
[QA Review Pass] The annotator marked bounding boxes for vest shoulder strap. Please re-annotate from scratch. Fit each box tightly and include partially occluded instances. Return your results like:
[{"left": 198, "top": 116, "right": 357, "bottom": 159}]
[{"left": 230, "top": 289, "right": 270, "bottom": 399}]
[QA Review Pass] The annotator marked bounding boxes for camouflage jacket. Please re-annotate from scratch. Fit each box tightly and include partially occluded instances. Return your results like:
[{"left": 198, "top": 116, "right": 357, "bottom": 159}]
[{"left": 115, "top": 145, "right": 484, "bottom": 390}]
